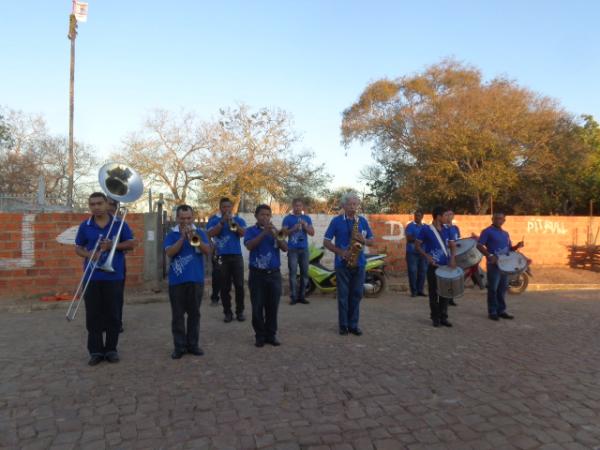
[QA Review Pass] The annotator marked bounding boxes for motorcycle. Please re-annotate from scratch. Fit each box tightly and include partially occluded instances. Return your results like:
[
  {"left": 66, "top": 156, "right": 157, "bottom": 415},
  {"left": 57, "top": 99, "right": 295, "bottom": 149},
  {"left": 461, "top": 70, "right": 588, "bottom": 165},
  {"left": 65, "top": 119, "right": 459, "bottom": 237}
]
[
  {"left": 464, "top": 263, "right": 532, "bottom": 295},
  {"left": 302, "top": 244, "right": 387, "bottom": 298}
]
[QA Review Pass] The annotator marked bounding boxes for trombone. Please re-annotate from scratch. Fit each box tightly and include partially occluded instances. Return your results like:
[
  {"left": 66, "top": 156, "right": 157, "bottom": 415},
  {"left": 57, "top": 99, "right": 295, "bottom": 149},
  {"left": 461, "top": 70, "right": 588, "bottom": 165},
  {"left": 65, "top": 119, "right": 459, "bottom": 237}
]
[{"left": 66, "top": 162, "right": 144, "bottom": 321}]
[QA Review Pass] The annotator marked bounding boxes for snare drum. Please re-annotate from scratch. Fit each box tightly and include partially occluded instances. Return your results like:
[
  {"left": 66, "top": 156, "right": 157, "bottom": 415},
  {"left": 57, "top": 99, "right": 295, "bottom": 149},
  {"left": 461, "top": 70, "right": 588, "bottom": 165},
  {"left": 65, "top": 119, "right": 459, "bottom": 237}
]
[
  {"left": 435, "top": 266, "right": 465, "bottom": 299},
  {"left": 497, "top": 252, "right": 528, "bottom": 275},
  {"left": 454, "top": 238, "right": 483, "bottom": 269}
]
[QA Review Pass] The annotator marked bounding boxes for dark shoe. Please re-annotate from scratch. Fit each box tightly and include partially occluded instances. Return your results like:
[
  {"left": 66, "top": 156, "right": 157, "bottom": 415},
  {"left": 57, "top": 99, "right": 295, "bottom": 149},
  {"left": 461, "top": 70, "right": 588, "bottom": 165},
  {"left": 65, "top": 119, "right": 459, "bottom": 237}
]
[
  {"left": 410, "top": 293, "right": 416, "bottom": 298},
  {"left": 210, "top": 299, "right": 219, "bottom": 307},
  {"left": 440, "top": 320, "right": 453, "bottom": 327},
  {"left": 349, "top": 328, "right": 363, "bottom": 336},
  {"left": 119, "top": 326, "right": 124, "bottom": 333},
  {"left": 448, "top": 300, "right": 457, "bottom": 306},
  {"left": 289, "top": 300, "right": 297, "bottom": 305},
  {"left": 488, "top": 315, "right": 499, "bottom": 321},
  {"left": 188, "top": 347, "right": 204, "bottom": 356},
  {"left": 224, "top": 313, "right": 233, "bottom": 323},
  {"left": 255, "top": 340, "right": 265, "bottom": 348},
  {"left": 499, "top": 312, "right": 514, "bottom": 319},
  {"left": 105, "top": 352, "right": 120, "bottom": 363},
  {"left": 432, "top": 320, "right": 440, "bottom": 328},
  {"left": 236, "top": 313, "right": 246, "bottom": 322},
  {"left": 417, "top": 293, "right": 427, "bottom": 297},
  {"left": 266, "top": 337, "right": 281, "bottom": 346},
  {"left": 339, "top": 327, "right": 349, "bottom": 335},
  {"left": 298, "top": 299, "right": 310, "bottom": 304},
  {"left": 88, "top": 355, "right": 103, "bottom": 366},
  {"left": 171, "top": 350, "right": 184, "bottom": 359}
]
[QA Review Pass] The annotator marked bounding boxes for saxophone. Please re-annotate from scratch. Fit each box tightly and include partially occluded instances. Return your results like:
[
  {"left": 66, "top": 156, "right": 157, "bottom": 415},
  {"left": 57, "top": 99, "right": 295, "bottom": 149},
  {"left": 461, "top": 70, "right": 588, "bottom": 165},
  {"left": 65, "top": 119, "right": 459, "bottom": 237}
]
[{"left": 346, "top": 217, "right": 363, "bottom": 268}]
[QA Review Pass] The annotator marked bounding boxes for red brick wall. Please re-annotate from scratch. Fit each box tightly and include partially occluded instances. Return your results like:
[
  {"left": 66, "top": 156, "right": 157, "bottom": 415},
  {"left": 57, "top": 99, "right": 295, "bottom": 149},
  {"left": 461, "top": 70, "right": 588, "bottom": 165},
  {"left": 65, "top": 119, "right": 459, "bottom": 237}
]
[
  {"left": 0, "top": 213, "right": 145, "bottom": 300},
  {"left": 366, "top": 214, "right": 600, "bottom": 275},
  {"left": 1, "top": 212, "right": 598, "bottom": 300}
]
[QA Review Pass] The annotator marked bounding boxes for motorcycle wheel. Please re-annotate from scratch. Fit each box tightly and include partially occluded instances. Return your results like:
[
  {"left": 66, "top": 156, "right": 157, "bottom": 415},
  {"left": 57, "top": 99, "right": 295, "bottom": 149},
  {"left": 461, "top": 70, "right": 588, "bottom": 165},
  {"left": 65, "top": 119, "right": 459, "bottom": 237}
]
[
  {"left": 508, "top": 273, "right": 528, "bottom": 295},
  {"left": 364, "top": 272, "right": 386, "bottom": 298}
]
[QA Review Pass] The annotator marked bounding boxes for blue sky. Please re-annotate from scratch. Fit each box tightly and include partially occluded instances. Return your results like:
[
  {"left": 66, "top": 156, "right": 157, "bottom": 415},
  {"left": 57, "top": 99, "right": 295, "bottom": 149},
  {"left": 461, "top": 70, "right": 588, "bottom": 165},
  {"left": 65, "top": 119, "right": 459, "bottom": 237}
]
[{"left": 1, "top": 0, "right": 598, "bottom": 190}]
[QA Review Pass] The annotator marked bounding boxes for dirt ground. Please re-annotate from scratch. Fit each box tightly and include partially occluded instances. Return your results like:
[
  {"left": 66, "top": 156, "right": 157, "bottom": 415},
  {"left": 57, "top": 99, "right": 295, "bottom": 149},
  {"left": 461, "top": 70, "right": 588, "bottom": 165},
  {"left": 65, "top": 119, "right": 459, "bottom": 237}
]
[{"left": 520, "top": 266, "right": 600, "bottom": 284}]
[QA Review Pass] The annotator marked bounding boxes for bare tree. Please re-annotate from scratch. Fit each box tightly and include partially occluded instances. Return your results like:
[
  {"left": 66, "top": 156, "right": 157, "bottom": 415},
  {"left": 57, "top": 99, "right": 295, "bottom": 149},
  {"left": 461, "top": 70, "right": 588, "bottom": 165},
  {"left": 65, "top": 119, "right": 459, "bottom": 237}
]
[{"left": 115, "top": 109, "right": 209, "bottom": 205}]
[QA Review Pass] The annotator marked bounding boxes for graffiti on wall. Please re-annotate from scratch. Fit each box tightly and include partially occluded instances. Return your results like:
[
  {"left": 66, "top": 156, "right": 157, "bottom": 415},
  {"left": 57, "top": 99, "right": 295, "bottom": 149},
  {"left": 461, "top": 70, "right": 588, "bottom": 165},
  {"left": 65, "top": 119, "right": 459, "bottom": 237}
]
[
  {"left": 527, "top": 219, "right": 568, "bottom": 235},
  {"left": 0, "top": 214, "right": 36, "bottom": 270},
  {"left": 382, "top": 221, "right": 406, "bottom": 241}
]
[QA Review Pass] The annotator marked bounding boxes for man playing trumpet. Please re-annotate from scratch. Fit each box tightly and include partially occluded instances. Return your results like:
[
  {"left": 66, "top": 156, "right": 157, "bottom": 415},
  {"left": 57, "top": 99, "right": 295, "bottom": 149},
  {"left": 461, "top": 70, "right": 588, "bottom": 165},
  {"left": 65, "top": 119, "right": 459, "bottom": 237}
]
[
  {"left": 164, "top": 205, "right": 211, "bottom": 359},
  {"left": 244, "top": 205, "right": 288, "bottom": 347},
  {"left": 282, "top": 198, "right": 315, "bottom": 305},
  {"left": 207, "top": 197, "right": 247, "bottom": 323}
]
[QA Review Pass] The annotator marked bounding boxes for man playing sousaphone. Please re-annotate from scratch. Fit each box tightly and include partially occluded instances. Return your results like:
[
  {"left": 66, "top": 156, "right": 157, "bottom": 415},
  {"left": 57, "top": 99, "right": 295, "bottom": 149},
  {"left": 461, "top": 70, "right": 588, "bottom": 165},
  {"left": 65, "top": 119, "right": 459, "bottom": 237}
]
[
  {"left": 164, "top": 205, "right": 211, "bottom": 359},
  {"left": 477, "top": 212, "right": 524, "bottom": 321},
  {"left": 75, "top": 192, "right": 135, "bottom": 365},
  {"left": 323, "top": 193, "right": 374, "bottom": 336}
]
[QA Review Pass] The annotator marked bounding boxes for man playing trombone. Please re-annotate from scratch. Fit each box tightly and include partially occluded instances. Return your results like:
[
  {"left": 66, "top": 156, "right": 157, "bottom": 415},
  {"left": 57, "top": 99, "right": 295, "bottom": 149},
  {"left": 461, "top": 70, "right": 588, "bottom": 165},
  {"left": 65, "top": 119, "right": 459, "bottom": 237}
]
[
  {"left": 75, "top": 192, "right": 135, "bottom": 366},
  {"left": 164, "top": 205, "right": 212, "bottom": 359}
]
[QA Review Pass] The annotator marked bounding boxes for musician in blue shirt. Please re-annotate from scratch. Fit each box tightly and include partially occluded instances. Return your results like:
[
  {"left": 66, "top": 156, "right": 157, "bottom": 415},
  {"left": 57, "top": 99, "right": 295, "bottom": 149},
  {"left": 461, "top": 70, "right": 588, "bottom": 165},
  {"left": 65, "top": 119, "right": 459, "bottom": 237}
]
[
  {"left": 207, "top": 197, "right": 247, "bottom": 323},
  {"left": 443, "top": 208, "right": 461, "bottom": 306},
  {"left": 323, "top": 193, "right": 374, "bottom": 336},
  {"left": 244, "top": 204, "right": 288, "bottom": 347},
  {"left": 75, "top": 192, "right": 135, "bottom": 366},
  {"left": 164, "top": 205, "right": 211, "bottom": 359},
  {"left": 405, "top": 210, "right": 427, "bottom": 298},
  {"left": 415, "top": 206, "right": 457, "bottom": 328},
  {"left": 282, "top": 198, "right": 315, "bottom": 305},
  {"left": 477, "top": 212, "right": 524, "bottom": 321}
]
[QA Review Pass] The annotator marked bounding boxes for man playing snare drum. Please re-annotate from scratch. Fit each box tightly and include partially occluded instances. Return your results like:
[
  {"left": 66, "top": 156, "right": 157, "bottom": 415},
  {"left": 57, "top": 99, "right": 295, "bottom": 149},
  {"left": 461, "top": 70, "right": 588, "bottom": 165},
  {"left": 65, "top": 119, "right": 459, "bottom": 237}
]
[
  {"left": 415, "top": 206, "right": 457, "bottom": 328},
  {"left": 477, "top": 212, "right": 524, "bottom": 321}
]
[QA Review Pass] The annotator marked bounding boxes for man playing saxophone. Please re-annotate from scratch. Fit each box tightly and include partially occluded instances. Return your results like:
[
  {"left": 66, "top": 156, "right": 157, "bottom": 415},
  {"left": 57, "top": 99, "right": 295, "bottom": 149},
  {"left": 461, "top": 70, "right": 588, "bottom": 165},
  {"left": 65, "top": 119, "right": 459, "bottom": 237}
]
[{"left": 323, "top": 193, "right": 374, "bottom": 336}]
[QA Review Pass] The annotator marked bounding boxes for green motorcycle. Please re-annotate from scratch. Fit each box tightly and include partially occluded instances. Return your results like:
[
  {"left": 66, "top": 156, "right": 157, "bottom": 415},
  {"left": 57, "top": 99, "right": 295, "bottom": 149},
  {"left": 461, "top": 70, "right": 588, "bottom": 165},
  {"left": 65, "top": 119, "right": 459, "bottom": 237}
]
[{"left": 302, "top": 244, "right": 387, "bottom": 298}]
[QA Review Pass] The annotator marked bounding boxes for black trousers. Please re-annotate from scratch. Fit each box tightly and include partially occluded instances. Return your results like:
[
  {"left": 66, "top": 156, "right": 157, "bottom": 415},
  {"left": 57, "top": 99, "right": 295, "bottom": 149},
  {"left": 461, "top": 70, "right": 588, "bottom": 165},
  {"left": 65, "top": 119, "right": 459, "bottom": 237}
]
[
  {"left": 219, "top": 254, "right": 245, "bottom": 315},
  {"left": 211, "top": 256, "right": 221, "bottom": 302},
  {"left": 84, "top": 280, "right": 123, "bottom": 355},
  {"left": 168, "top": 282, "right": 203, "bottom": 351},
  {"left": 426, "top": 264, "right": 449, "bottom": 323},
  {"left": 249, "top": 268, "right": 281, "bottom": 342}
]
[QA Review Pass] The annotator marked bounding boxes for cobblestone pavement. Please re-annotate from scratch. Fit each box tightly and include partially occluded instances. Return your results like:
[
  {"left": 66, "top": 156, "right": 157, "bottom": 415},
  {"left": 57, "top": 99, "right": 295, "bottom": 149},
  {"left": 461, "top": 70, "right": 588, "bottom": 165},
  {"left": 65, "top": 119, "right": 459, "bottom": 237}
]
[{"left": 1, "top": 287, "right": 600, "bottom": 450}]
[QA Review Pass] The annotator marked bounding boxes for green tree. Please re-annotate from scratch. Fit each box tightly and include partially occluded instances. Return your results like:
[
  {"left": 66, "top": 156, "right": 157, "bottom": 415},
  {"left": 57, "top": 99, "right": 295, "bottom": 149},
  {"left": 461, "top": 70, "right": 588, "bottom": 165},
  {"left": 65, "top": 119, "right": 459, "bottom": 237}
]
[{"left": 342, "top": 60, "right": 576, "bottom": 214}]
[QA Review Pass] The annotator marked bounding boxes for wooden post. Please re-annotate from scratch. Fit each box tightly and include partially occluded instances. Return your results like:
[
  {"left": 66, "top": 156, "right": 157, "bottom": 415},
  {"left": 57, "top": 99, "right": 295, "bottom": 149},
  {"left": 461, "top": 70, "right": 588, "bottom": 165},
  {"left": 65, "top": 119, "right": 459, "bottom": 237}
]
[{"left": 67, "top": 13, "right": 77, "bottom": 210}]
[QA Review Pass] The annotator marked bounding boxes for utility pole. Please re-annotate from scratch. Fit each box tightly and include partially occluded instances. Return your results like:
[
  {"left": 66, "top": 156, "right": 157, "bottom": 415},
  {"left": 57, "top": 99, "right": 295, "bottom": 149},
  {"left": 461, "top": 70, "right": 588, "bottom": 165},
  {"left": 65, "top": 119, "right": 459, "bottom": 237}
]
[{"left": 67, "top": 11, "right": 77, "bottom": 209}]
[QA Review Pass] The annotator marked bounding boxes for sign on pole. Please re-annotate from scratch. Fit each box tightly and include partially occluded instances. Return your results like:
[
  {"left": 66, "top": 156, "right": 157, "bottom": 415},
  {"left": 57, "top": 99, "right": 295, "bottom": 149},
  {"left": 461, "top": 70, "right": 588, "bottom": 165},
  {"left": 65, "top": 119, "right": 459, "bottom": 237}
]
[{"left": 73, "top": 1, "right": 88, "bottom": 22}]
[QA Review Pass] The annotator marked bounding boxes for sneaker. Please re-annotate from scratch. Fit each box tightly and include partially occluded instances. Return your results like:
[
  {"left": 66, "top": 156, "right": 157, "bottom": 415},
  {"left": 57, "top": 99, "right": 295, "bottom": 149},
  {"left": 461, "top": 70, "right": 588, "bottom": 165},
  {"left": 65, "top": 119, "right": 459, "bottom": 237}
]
[
  {"left": 488, "top": 315, "right": 499, "bottom": 321},
  {"left": 88, "top": 355, "right": 103, "bottom": 366},
  {"left": 105, "top": 352, "right": 120, "bottom": 363},
  {"left": 499, "top": 312, "right": 514, "bottom": 319},
  {"left": 236, "top": 313, "right": 246, "bottom": 322},
  {"left": 339, "top": 327, "right": 349, "bottom": 335},
  {"left": 224, "top": 313, "right": 233, "bottom": 323}
]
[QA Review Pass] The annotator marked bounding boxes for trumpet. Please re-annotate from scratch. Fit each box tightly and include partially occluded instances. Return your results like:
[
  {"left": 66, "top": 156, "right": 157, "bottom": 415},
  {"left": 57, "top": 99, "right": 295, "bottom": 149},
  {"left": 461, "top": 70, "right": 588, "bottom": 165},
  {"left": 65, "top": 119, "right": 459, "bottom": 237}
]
[
  {"left": 182, "top": 225, "right": 202, "bottom": 247},
  {"left": 229, "top": 217, "right": 238, "bottom": 232},
  {"left": 272, "top": 223, "right": 287, "bottom": 247}
]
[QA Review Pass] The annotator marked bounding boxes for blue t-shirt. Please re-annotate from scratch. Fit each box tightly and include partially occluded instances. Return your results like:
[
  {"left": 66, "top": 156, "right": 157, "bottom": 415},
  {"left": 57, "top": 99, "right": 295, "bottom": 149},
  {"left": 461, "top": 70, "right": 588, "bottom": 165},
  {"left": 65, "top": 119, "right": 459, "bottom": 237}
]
[
  {"left": 206, "top": 214, "right": 247, "bottom": 256},
  {"left": 244, "top": 225, "right": 281, "bottom": 270},
  {"left": 445, "top": 224, "right": 461, "bottom": 241},
  {"left": 324, "top": 215, "right": 374, "bottom": 269},
  {"left": 478, "top": 225, "right": 512, "bottom": 258},
  {"left": 164, "top": 226, "right": 209, "bottom": 285},
  {"left": 282, "top": 214, "right": 312, "bottom": 249},
  {"left": 417, "top": 224, "right": 454, "bottom": 266},
  {"left": 405, "top": 221, "right": 424, "bottom": 254},
  {"left": 75, "top": 215, "right": 134, "bottom": 281}
]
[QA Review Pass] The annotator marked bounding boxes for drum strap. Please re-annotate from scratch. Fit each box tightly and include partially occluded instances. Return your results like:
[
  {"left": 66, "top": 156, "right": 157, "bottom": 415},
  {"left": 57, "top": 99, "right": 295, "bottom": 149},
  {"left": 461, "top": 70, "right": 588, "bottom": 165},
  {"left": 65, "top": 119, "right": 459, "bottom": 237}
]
[{"left": 429, "top": 224, "right": 448, "bottom": 258}]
